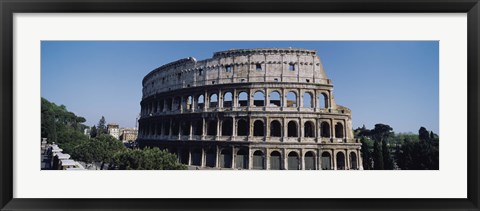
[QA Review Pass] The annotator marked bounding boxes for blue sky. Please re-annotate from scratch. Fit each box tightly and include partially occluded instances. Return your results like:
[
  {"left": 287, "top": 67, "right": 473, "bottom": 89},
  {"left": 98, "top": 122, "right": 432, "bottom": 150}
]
[{"left": 41, "top": 41, "right": 439, "bottom": 134}]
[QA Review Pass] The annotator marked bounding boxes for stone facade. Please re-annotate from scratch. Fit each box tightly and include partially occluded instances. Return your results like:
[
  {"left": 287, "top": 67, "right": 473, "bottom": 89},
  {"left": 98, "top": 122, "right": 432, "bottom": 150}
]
[
  {"left": 138, "top": 48, "right": 362, "bottom": 170},
  {"left": 107, "top": 123, "right": 120, "bottom": 140}
]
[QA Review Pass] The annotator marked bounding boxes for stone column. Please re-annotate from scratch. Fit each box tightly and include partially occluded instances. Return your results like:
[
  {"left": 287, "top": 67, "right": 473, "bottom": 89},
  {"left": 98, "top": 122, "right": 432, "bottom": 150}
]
[
  {"left": 283, "top": 149, "right": 287, "bottom": 170},
  {"left": 168, "top": 119, "right": 173, "bottom": 138},
  {"left": 346, "top": 149, "right": 350, "bottom": 170},
  {"left": 330, "top": 119, "right": 335, "bottom": 141},
  {"left": 265, "top": 88, "right": 270, "bottom": 107},
  {"left": 231, "top": 146, "right": 236, "bottom": 169},
  {"left": 188, "top": 150, "right": 192, "bottom": 166},
  {"left": 232, "top": 117, "right": 237, "bottom": 140},
  {"left": 282, "top": 118, "right": 287, "bottom": 142},
  {"left": 189, "top": 121, "right": 193, "bottom": 140},
  {"left": 332, "top": 149, "right": 337, "bottom": 170},
  {"left": 216, "top": 117, "right": 220, "bottom": 140},
  {"left": 215, "top": 145, "right": 220, "bottom": 168},
  {"left": 301, "top": 149, "right": 305, "bottom": 170},
  {"left": 201, "top": 118, "right": 206, "bottom": 140},
  {"left": 265, "top": 117, "right": 270, "bottom": 139},
  {"left": 201, "top": 148, "right": 205, "bottom": 167},
  {"left": 219, "top": 89, "right": 223, "bottom": 109},
  {"left": 358, "top": 149, "right": 364, "bottom": 170},
  {"left": 299, "top": 118, "right": 304, "bottom": 139},
  {"left": 318, "top": 149, "right": 322, "bottom": 170},
  {"left": 204, "top": 90, "right": 209, "bottom": 110},
  {"left": 248, "top": 147, "right": 252, "bottom": 170},
  {"left": 233, "top": 89, "right": 238, "bottom": 108}
]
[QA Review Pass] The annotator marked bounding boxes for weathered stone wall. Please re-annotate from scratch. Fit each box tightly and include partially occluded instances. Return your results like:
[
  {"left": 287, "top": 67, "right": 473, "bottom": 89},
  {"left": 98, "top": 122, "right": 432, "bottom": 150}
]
[{"left": 138, "top": 48, "right": 361, "bottom": 170}]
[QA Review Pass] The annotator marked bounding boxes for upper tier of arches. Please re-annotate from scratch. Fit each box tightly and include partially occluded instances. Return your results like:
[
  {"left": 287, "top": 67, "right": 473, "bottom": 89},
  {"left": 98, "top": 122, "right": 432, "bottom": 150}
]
[{"left": 142, "top": 48, "right": 330, "bottom": 98}]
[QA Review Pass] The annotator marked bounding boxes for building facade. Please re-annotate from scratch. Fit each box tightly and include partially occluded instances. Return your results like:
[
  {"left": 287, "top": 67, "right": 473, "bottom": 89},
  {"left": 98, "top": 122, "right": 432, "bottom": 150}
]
[
  {"left": 107, "top": 123, "right": 120, "bottom": 140},
  {"left": 120, "top": 128, "right": 138, "bottom": 142},
  {"left": 138, "top": 48, "right": 362, "bottom": 170}
]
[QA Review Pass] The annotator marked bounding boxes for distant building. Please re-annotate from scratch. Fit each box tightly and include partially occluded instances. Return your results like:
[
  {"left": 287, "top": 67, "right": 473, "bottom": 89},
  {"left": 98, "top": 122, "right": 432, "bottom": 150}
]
[
  {"left": 84, "top": 127, "right": 91, "bottom": 138},
  {"left": 120, "top": 128, "right": 138, "bottom": 142},
  {"left": 107, "top": 123, "right": 120, "bottom": 139}
]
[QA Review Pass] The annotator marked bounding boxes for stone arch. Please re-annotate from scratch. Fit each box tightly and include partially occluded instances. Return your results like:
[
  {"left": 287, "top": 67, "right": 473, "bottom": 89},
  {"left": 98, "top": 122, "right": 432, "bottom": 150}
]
[
  {"left": 304, "top": 121, "right": 315, "bottom": 138},
  {"left": 181, "top": 121, "right": 190, "bottom": 136},
  {"left": 270, "top": 120, "right": 282, "bottom": 137},
  {"left": 207, "top": 119, "right": 217, "bottom": 136},
  {"left": 237, "top": 119, "right": 249, "bottom": 136},
  {"left": 209, "top": 93, "right": 218, "bottom": 108},
  {"left": 335, "top": 122, "right": 344, "bottom": 138},
  {"left": 191, "top": 148, "right": 202, "bottom": 166},
  {"left": 303, "top": 92, "right": 313, "bottom": 108},
  {"left": 159, "top": 99, "right": 164, "bottom": 111},
  {"left": 238, "top": 91, "right": 248, "bottom": 107},
  {"left": 253, "top": 91, "right": 265, "bottom": 106},
  {"left": 319, "top": 92, "right": 328, "bottom": 108},
  {"left": 287, "top": 151, "right": 300, "bottom": 170},
  {"left": 163, "top": 120, "right": 170, "bottom": 136},
  {"left": 186, "top": 95, "right": 193, "bottom": 110},
  {"left": 193, "top": 120, "right": 203, "bottom": 136},
  {"left": 269, "top": 91, "right": 281, "bottom": 106},
  {"left": 235, "top": 149, "right": 248, "bottom": 169},
  {"left": 304, "top": 151, "right": 316, "bottom": 170},
  {"left": 337, "top": 151, "right": 346, "bottom": 170},
  {"left": 253, "top": 150, "right": 265, "bottom": 170},
  {"left": 223, "top": 92, "right": 233, "bottom": 107},
  {"left": 179, "top": 148, "right": 189, "bottom": 164},
  {"left": 321, "top": 121, "right": 330, "bottom": 138},
  {"left": 221, "top": 118, "right": 233, "bottom": 136},
  {"left": 253, "top": 120, "right": 265, "bottom": 137},
  {"left": 205, "top": 148, "right": 216, "bottom": 167},
  {"left": 197, "top": 94, "right": 204, "bottom": 110},
  {"left": 174, "top": 96, "right": 181, "bottom": 110},
  {"left": 171, "top": 120, "right": 180, "bottom": 136},
  {"left": 166, "top": 98, "right": 173, "bottom": 111},
  {"left": 350, "top": 152, "right": 358, "bottom": 170},
  {"left": 220, "top": 149, "right": 232, "bottom": 168},
  {"left": 321, "top": 151, "right": 332, "bottom": 170},
  {"left": 286, "top": 91, "right": 297, "bottom": 107},
  {"left": 287, "top": 121, "right": 298, "bottom": 137},
  {"left": 270, "top": 151, "right": 282, "bottom": 170}
]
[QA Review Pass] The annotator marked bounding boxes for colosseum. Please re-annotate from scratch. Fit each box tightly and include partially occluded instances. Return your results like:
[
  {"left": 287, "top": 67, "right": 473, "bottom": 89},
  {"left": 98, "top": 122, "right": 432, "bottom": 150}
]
[{"left": 138, "top": 48, "right": 363, "bottom": 170}]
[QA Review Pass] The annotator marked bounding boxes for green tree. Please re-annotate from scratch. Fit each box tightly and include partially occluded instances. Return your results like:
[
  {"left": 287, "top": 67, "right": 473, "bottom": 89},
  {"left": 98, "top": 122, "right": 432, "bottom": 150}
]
[
  {"left": 70, "top": 134, "right": 125, "bottom": 169},
  {"left": 360, "top": 137, "right": 373, "bottom": 170},
  {"left": 396, "top": 127, "right": 439, "bottom": 170},
  {"left": 90, "top": 125, "right": 98, "bottom": 138},
  {"left": 97, "top": 116, "right": 107, "bottom": 135},
  {"left": 112, "top": 147, "right": 187, "bottom": 170},
  {"left": 370, "top": 124, "right": 393, "bottom": 170}
]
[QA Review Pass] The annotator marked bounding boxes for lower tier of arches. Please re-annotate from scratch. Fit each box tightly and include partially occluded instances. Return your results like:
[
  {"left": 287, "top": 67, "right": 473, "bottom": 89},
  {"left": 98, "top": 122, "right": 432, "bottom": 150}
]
[{"left": 138, "top": 139, "right": 363, "bottom": 170}]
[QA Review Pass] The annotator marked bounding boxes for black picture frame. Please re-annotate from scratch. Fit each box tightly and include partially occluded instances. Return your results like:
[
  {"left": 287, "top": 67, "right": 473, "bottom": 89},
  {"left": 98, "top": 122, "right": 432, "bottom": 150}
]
[{"left": 1, "top": 0, "right": 479, "bottom": 210}]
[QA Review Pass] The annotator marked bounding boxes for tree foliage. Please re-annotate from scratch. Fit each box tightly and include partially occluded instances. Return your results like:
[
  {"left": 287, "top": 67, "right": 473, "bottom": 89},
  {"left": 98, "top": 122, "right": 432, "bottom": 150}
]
[
  {"left": 41, "top": 97, "right": 88, "bottom": 145},
  {"left": 112, "top": 147, "right": 187, "bottom": 170},
  {"left": 354, "top": 124, "right": 438, "bottom": 170}
]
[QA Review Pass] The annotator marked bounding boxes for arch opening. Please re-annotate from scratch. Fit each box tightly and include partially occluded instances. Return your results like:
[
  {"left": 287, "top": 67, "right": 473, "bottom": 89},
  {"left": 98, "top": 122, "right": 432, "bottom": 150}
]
[
  {"left": 304, "top": 121, "right": 315, "bottom": 138},
  {"left": 335, "top": 122, "right": 344, "bottom": 138},
  {"left": 253, "top": 91, "right": 265, "bottom": 106},
  {"left": 287, "top": 121, "right": 298, "bottom": 137},
  {"left": 222, "top": 118, "right": 233, "bottom": 136},
  {"left": 321, "top": 122, "right": 330, "bottom": 138},
  {"left": 337, "top": 152, "right": 346, "bottom": 170},
  {"left": 223, "top": 92, "right": 233, "bottom": 107},
  {"left": 286, "top": 91, "right": 297, "bottom": 107},
  {"left": 238, "top": 92, "right": 248, "bottom": 107},
  {"left": 270, "top": 151, "right": 282, "bottom": 170},
  {"left": 253, "top": 120, "right": 265, "bottom": 137},
  {"left": 305, "top": 151, "right": 315, "bottom": 170},
  {"left": 270, "top": 120, "right": 282, "bottom": 137},
  {"left": 287, "top": 151, "right": 300, "bottom": 170},
  {"left": 269, "top": 91, "right": 281, "bottom": 107},
  {"left": 303, "top": 92, "right": 313, "bottom": 108},
  {"left": 253, "top": 151, "right": 265, "bottom": 170},
  {"left": 209, "top": 93, "right": 218, "bottom": 108},
  {"left": 237, "top": 119, "right": 249, "bottom": 136},
  {"left": 321, "top": 152, "right": 332, "bottom": 170}
]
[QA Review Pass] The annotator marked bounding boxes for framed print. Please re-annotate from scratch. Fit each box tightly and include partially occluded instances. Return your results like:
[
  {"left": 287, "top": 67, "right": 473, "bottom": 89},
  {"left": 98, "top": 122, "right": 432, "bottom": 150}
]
[{"left": 1, "top": 0, "right": 479, "bottom": 210}]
